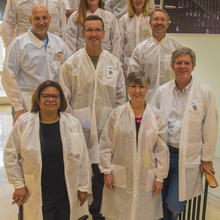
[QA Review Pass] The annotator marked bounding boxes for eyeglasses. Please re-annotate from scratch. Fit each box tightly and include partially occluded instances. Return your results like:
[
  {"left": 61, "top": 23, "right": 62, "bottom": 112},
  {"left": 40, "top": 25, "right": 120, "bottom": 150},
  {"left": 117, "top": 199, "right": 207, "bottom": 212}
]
[
  {"left": 40, "top": 94, "right": 60, "bottom": 99},
  {"left": 83, "top": 28, "right": 104, "bottom": 33}
]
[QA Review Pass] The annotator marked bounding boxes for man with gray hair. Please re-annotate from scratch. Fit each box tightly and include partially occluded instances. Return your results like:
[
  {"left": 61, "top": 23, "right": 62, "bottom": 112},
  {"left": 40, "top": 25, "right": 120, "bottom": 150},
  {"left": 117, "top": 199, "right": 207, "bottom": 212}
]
[
  {"left": 151, "top": 47, "right": 218, "bottom": 219},
  {"left": 128, "top": 9, "right": 181, "bottom": 101}
]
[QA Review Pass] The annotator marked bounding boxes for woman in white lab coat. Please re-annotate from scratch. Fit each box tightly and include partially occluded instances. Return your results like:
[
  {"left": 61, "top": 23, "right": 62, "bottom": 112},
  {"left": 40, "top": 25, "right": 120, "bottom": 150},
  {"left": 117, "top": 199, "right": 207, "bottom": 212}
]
[
  {"left": 4, "top": 80, "right": 90, "bottom": 220},
  {"left": 119, "top": 0, "right": 155, "bottom": 71},
  {"left": 99, "top": 71, "right": 169, "bottom": 220},
  {"left": 64, "top": 0, "right": 121, "bottom": 58}
]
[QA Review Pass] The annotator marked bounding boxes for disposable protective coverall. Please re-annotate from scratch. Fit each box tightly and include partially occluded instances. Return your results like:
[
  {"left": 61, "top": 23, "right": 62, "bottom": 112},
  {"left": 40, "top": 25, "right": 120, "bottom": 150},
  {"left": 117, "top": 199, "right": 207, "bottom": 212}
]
[
  {"left": 59, "top": 48, "right": 126, "bottom": 163},
  {"left": 151, "top": 79, "right": 218, "bottom": 201},
  {"left": 99, "top": 102, "right": 169, "bottom": 220},
  {"left": 4, "top": 112, "right": 90, "bottom": 220},
  {"left": 63, "top": 0, "right": 79, "bottom": 9},
  {"left": 2, "top": 0, "right": 66, "bottom": 48},
  {"left": 104, "top": 0, "right": 127, "bottom": 19},
  {"left": 128, "top": 35, "right": 181, "bottom": 101},
  {"left": 2, "top": 30, "right": 71, "bottom": 112},
  {"left": 119, "top": 13, "right": 152, "bottom": 71},
  {"left": 64, "top": 8, "right": 121, "bottom": 58}
]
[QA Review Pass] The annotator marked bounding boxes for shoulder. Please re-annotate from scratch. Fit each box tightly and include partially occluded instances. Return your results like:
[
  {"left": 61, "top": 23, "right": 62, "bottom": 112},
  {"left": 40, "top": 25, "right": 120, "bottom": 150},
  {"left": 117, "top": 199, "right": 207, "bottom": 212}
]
[
  {"left": 193, "top": 80, "right": 214, "bottom": 98},
  {"left": 14, "top": 112, "right": 37, "bottom": 130},
  {"left": 102, "top": 50, "right": 121, "bottom": 64},
  {"left": 60, "top": 112, "right": 83, "bottom": 131},
  {"left": 134, "top": 37, "right": 154, "bottom": 52},
  {"left": 165, "top": 36, "right": 182, "bottom": 48}
]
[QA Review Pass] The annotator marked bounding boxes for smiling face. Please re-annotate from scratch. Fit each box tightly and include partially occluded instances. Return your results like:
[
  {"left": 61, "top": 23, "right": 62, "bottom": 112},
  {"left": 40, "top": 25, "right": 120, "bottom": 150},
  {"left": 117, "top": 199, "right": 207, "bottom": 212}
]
[
  {"left": 29, "top": 5, "right": 51, "bottom": 40},
  {"left": 39, "top": 86, "right": 61, "bottom": 114},
  {"left": 150, "top": 11, "right": 169, "bottom": 38},
  {"left": 127, "top": 82, "right": 148, "bottom": 104},
  {"left": 87, "top": 0, "right": 99, "bottom": 9},
  {"left": 82, "top": 19, "right": 105, "bottom": 50},
  {"left": 173, "top": 54, "right": 194, "bottom": 85},
  {"left": 132, "top": 0, "right": 146, "bottom": 11}
]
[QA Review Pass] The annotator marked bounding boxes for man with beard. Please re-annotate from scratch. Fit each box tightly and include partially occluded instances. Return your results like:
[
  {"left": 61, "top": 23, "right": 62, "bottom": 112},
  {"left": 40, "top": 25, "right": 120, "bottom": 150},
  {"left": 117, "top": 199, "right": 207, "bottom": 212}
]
[
  {"left": 2, "top": 5, "right": 71, "bottom": 124},
  {"left": 128, "top": 9, "right": 181, "bottom": 101},
  {"left": 60, "top": 15, "right": 126, "bottom": 220}
]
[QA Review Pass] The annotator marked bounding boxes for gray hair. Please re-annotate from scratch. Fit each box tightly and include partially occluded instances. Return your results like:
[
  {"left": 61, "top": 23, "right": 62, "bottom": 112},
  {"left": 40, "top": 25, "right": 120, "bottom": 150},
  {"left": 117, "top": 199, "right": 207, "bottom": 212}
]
[
  {"left": 171, "top": 47, "right": 196, "bottom": 68},
  {"left": 126, "top": 72, "right": 150, "bottom": 87},
  {"left": 149, "top": 9, "right": 170, "bottom": 23}
]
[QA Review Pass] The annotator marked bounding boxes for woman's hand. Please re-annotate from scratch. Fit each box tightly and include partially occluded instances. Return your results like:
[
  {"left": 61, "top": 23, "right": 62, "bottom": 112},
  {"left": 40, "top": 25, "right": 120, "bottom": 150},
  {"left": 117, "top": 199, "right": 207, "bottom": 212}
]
[
  {"left": 78, "top": 191, "right": 88, "bottom": 206},
  {"left": 200, "top": 161, "right": 215, "bottom": 176},
  {"left": 104, "top": 174, "right": 116, "bottom": 191},
  {"left": 153, "top": 180, "right": 163, "bottom": 195},
  {"left": 12, "top": 187, "right": 29, "bottom": 205}
]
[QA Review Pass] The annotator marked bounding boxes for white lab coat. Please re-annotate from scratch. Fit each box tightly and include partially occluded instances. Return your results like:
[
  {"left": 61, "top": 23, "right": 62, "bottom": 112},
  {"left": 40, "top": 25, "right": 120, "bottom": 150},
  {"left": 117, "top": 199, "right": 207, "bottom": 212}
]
[
  {"left": 2, "top": 30, "right": 71, "bottom": 112},
  {"left": 2, "top": 0, "right": 67, "bottom": 48},
  {"left": 4, "top": 112, "right": 90, "bottom": 220},
  {"left": 59, "top": 48, "right": 126, "bottom": 163},
  {"left": 64, "top": 8, "right": 122, "bottom": 58},
  {"left": 119, "top": 13, "right": 152, "bottom": 71},
  {"left": 128, "top": 35, "right": 181, "bottom": 101},
  {"left": 99, "top": 102, "right": 169, "bottom": 220},
  {"left": 151, "top": 79, "right": 218, "bottom": 201},
  {"left": 63, "top": 0, "right": 79, "bottom": 9}
]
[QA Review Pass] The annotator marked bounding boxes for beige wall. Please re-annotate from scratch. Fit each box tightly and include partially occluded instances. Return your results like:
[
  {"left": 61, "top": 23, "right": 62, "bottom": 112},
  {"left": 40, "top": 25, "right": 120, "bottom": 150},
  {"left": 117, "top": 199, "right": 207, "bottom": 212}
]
[{"left": 168, "top": 33, "right": 220, "bottom": 159}]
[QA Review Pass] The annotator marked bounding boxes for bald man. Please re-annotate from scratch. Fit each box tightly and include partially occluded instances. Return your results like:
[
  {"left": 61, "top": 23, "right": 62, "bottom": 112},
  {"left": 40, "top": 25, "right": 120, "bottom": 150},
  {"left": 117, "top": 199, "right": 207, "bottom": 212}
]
[{"left": 2, "top": 5, "right": 71, "bottom": 124}]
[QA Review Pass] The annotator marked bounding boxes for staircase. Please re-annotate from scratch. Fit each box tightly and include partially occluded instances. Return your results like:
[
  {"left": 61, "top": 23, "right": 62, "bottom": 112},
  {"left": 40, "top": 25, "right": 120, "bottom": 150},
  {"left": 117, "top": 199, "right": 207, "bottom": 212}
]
[{"left": 155, "top": 0, "right": 220, "bottom": 33}]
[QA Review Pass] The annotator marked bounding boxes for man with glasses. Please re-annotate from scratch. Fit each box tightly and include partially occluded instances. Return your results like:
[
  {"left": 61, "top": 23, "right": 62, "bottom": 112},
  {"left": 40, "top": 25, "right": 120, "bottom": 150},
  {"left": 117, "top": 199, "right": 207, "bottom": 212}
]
[
  {"left": 128, "top": 9, "right": 181, "bottom": 101},
  {"left": 2, "top": 5, "right": 71, "bottom": 124},
  {"left": 60, "top": 15, "right": 126, "bottom": 220}
]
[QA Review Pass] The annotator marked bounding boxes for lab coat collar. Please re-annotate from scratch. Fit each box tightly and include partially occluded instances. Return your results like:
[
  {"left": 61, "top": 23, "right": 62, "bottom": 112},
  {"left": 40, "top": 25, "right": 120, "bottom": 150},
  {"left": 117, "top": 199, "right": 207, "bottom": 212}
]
[
  {"left": 87, "top": 7, "right": 101, "bottom": 16},
  {"left": 28, "top": 29, "right": 54, "bottom": 49},
  {"left": 174, "top": 77, "right": 193, "bottom": 95},
  {"left": 152, "top": 34, "right": 167, "bottom": 44}
]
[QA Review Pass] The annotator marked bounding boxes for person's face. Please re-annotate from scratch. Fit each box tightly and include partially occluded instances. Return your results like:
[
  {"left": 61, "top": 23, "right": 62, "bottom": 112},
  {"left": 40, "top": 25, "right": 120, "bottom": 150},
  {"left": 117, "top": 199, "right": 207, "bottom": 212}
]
[
  {"left": 172, "top": 54, "right": 194, "bottom": 84},
  {"left": 150, "top": 11, "right": 169, "bottom": 36},
  {"left": 29, "top": 6, "right": 51, "bottom": 40},
  {"left": 39, "top": 87, "right": 61, "bottom": 114},
  {"left": 82, "top": 20, "right": 105, "bottom": 49},
  {"left": 127, "top": 82, "right": 148, "bottom": 104},
  {"left": 87, "top": 0, "right": 99, "bottom": 8},
  {"left": 132, "top": 0, "right": 146, "bottom": 11}
]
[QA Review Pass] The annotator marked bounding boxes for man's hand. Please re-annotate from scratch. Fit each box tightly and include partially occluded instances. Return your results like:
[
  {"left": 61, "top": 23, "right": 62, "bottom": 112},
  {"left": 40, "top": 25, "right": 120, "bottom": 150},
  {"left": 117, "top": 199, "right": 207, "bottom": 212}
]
[
  {"left": 104, "top": 174, "right": 116, "bottom": 191},
  {"left": 78, "top": 191, "right": 88, "bottom": 206},
  {"left": 13, "top": 110, "right": 25, "bottom": 125},
  {"left": 153, "top": 180, "right": 163, "bottom": 195},
  {"left": 200, "top": 161, "right": 215, "bottom": 176},
  {"left": 12, "top": 187, "right": 29, "bottom": 206}
]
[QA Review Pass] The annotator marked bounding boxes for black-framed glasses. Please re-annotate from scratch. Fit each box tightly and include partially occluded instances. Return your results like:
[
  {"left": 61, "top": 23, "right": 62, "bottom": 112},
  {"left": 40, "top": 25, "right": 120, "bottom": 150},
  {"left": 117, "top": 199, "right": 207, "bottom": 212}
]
[{"left": 40, "top": 94, "right": 60, "bottom": 99}]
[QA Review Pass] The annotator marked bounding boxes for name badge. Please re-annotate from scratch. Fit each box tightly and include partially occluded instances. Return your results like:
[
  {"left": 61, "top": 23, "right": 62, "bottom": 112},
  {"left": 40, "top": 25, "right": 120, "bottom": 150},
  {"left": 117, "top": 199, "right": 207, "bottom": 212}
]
[
  {"left": 190, "top": 101, "right": 199, "bottom": 113},
  {"left": 53, "top": 52, "right": 64, "bottom": 62},
  {"left": 106, "top": 66, "right": 114, "bottom": 79}
]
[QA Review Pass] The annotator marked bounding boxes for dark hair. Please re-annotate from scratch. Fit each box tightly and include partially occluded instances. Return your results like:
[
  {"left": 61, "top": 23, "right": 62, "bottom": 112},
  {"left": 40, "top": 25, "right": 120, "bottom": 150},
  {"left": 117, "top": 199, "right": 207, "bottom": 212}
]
[
  {"left": 149, "top": 8, "right": 170, "bottom": 23},
  {"left": 31, "top": 80, "right": 67, "bottom": 112},
  {"left": 126, "top": 71, "right": 150, "bottom": 87},
  {"left": 83, "top": 15, "right": 105, "bottom": 30}
]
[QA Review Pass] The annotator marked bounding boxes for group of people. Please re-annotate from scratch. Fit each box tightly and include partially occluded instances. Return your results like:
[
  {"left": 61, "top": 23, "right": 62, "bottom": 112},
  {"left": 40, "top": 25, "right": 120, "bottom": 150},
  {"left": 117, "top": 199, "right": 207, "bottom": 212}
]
[{"left": 2, "top": 1, "right": 218, "bottom": 220}]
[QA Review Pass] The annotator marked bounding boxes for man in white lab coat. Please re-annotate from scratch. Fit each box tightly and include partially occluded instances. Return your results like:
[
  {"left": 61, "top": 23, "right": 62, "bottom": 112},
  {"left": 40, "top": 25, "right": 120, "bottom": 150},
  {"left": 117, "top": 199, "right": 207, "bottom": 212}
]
[
  {"left": 128, "top": 9, "right": 181, "bottom": 101},
  {"left": 151, "top": 47, "right": 218, "bottom": 220},
  {"left": 2, "top": 5, "right": 71, "bottom": 124},
  {"left": 2, "top": 0, "right": 67, "bottom": 48},
  {"left": 60, "top": 15, "right": 126, "bottom": 220}
]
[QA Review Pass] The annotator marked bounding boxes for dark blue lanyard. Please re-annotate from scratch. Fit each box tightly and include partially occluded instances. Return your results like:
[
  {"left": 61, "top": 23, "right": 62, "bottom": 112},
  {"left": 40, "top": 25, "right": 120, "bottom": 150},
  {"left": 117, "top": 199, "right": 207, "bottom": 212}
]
[{"left": 31, "top": 28, "right": 49, "bottom": 49}]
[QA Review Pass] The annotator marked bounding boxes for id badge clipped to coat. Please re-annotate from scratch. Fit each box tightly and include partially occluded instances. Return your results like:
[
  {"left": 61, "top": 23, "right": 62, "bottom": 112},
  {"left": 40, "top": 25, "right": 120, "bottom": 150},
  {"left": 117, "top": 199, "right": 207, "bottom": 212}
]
[{"left": 105, "top": 66, "right": 114, "bottom": 79}]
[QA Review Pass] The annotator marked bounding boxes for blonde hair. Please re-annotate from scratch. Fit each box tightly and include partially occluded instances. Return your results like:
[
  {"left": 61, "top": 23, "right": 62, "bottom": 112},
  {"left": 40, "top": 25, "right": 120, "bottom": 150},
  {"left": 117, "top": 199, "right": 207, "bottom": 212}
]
[
  {"left": 76, "top": 0, "right": 104, "bottom": 26},
  {"left": 127, "top": 0, "right": 151, "bottom": 17}
]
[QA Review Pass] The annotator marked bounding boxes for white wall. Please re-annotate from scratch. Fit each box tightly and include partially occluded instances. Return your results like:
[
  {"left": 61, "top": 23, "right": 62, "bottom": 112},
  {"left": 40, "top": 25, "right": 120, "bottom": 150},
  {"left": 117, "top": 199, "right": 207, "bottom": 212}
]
[{"left": 168, "top": 34, "right": 220, "bottom": 159}]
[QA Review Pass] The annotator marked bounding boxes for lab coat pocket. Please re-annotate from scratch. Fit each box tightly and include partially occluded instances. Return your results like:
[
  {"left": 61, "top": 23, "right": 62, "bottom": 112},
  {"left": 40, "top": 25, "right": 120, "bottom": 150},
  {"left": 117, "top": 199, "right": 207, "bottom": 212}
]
[
  {"left": 112, "top": 164, "right": 127, "bottom": 189},
  {"left": 73, "top": 107, "right": 91, "bottom": 129},
  {"left": 145, "top": 169, "right": 155, "bottom": 192},
  {"left": 186, "top": 143, "right": 201, "bottom": 166}
]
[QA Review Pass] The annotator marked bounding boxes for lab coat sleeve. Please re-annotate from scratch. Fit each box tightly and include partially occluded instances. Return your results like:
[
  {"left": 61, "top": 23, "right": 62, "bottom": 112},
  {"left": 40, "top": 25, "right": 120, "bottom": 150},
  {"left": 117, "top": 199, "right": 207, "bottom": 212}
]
[
  {"left": 4, "top": 120, "right": 25, "bottom": 189},
  {"left": 99, "top": 112, "right": 116, "bottom": 174},
  {"left": 77, "top": 120, "right": 90, "bottom": 192},
  {"left": 2, "top": 42, "right": 25, "bottom": 111},
  {"left": 116, "top": 65, "right": 126, "bottom": 106},
  {"left": 59, "top": 61, "right": 75, "bottom": 113},
  {"left": 153, "top": 111, "right": 169, "bottom": 182},
  {"left": 64, "top": 12, "right": 77, "bottom": 53},
  {"left": 128, "top": 45, "right": 144, "bottom": 74},
  {"left": 201, "top": 90, "right": 218, "bottom": 161},
  {"left": 59, "top": 0, "right": 67, "bottom": 39},
  {"left": 2, "top": 0, "right": 16, "bottom": 48},
  {"left": 110, "top": 15, "right": 122, "bottom": 59},
  {"left": 119, "top": 15, "right": 126, "bottom": 64},
  {"left": 151, "top": 88, "right": 161, "bottom": 109}
]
